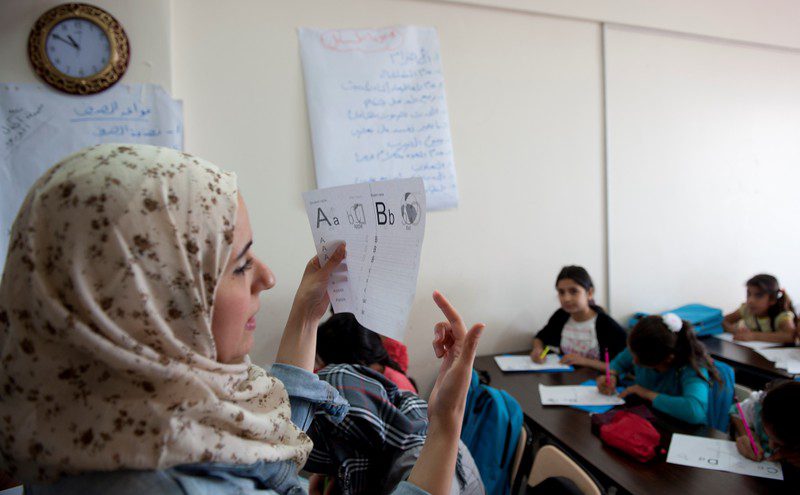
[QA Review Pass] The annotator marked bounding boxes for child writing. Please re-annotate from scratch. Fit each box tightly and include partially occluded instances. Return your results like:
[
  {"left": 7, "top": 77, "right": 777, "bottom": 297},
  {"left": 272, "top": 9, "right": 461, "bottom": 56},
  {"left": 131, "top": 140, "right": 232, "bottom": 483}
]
[
  {"left": 531, "top": 266, "right": 627, "bottom": 371},
  {"left": 723, "top": 274, "right": 796, "bottom": 343},
  {"left": 731, "top": 380, "right": 800, "bottom": 471},
  {"left": 597, "top": 314, "right": 721, "bottom": 425}
]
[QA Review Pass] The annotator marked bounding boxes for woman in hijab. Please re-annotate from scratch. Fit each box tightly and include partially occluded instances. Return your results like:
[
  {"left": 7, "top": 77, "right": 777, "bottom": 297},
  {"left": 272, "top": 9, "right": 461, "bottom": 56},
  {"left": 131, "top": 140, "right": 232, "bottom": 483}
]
[{"left": 0, "top": 144, "right": 484, "bottom": 495}]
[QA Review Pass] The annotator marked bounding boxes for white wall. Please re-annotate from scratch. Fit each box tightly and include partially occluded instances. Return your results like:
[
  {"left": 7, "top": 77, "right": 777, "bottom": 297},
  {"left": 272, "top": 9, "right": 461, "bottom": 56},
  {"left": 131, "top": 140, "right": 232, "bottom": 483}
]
[
  {"left": 4, "top": 0, "right": 800, "bottom": 395},
  {"left": 605, "top": 25, "right": 800, "bottom": 318},
  {"left": 433, "top": 0, "right": 800, "bottom": 50},
  {"left": 0, "top": 0, "right": 172, "bottom": 91},
  {"left": 172, "top": 0, "right": 606, "bottom": 393}
]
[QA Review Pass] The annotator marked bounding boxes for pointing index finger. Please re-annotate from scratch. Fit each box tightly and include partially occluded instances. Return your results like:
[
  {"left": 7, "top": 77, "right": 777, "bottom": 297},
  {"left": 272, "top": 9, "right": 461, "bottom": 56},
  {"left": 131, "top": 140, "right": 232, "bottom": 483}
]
[{"left": 432, "top": 290, "right": 463, "bottom": 326}]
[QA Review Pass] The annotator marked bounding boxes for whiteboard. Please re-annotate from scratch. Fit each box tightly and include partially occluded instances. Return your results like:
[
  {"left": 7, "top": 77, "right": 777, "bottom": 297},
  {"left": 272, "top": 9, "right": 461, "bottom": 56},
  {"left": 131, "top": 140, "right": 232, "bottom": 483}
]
[{"left": 605, "top": 25, "right": 800, "bottom": 319}]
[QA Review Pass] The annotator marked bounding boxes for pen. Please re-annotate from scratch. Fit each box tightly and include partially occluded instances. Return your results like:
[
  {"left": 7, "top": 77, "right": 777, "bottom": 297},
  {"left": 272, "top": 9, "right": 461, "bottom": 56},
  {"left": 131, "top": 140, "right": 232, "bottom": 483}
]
[
  {"left": 736, "top": 401, "right": 760, "bottom": 458},
  {"left": 539, "top": 346, "right": 551, "bottom": 360}
]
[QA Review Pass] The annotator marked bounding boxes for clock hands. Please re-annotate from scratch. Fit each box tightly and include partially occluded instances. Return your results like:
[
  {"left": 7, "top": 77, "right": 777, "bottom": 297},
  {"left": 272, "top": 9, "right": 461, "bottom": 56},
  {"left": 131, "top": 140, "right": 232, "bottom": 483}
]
[
  {"left": 67, "top": 35, "right": 80, "bottom": 50},
  {"left": 52, "top": 33, "right": 79, "bottom": 50}
]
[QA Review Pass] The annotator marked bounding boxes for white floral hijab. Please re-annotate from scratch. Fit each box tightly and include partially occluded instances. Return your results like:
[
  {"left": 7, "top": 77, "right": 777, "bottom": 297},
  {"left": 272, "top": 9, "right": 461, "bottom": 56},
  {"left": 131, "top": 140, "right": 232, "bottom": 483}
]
[{"left": 0, "top": 144, "right": 311, "bottom": 481}]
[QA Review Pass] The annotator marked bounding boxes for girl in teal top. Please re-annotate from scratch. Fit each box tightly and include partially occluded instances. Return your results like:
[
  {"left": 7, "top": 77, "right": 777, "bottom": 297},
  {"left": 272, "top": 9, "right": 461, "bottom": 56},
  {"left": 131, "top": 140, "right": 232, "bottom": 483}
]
[{"left": 597, "top": 314, "right": 721, "bottom": 425}]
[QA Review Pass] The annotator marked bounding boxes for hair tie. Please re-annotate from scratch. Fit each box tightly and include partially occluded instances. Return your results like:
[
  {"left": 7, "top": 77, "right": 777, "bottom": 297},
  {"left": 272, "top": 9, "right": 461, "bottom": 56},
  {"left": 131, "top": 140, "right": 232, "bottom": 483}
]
[{"left": 662, "top": 313, "right": 683, "bottom": 332}]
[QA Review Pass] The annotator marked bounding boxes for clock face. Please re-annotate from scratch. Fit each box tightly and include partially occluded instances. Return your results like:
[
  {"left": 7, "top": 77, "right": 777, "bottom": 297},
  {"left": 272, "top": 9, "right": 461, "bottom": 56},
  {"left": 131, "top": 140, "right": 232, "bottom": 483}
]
[{"left": 45, "top": 18, "right": 111, "bottom": 79}]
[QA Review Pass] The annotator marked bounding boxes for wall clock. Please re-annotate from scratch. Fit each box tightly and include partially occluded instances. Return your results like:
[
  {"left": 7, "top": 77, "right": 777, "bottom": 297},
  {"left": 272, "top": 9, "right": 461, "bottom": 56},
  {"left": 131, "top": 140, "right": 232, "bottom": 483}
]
[{"left": 28, "top": 3, "right": 130, "bottom": 95}]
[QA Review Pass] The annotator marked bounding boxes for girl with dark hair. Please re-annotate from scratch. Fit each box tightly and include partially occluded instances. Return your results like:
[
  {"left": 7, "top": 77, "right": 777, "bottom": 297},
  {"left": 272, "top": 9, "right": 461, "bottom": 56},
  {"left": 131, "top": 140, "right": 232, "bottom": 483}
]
[
  {"left": 597, "top": 314, "right": 721, "bottom": 425},
  {"left": 723, "top": 274, "right": 796, "bottom": 343},
  {"left": 316, "top": 313, "right": 417, "bottom": 393},
  {"left": 531, "top": 266, "right": 627, "bottom": 371},
  {"left": 731, "top": 380, "right": 800, "bottom": 465}
]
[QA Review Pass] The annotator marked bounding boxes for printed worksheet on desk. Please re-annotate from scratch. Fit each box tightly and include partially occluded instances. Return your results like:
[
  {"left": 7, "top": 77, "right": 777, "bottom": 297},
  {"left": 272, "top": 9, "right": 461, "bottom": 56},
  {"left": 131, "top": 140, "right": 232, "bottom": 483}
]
[
  {"left": 303, "top": 178, "right": 425, "bottom": 340},
  {"left": 667, "top": 433, "right": 783, "bottom": 480}
]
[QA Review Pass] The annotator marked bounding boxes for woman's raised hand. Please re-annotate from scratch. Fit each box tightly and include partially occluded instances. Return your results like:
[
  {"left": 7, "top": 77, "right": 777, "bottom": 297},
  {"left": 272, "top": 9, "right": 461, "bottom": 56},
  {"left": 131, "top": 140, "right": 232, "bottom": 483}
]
[
  {"left": 427, "top": 291, "right": 485, "bottom": 429},
  {"left": 277, "top": 244, "right": 345, "bottom": 371}
]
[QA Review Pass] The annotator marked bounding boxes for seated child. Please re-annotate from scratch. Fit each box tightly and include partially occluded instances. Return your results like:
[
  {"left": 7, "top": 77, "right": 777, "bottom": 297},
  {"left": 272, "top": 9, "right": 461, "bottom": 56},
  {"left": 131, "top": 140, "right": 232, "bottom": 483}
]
[
  {"left": 597, "top": 314, "right": 721, "bottom": 425},
  {"left": 723, "top": 274, "right": 796, "bottom": 343},
  {"left": 731, "top": 380, "right": 800, "bottom": 471},
  {"left": 531, "top": 266, "right": 627, "bottom": 371},
  {"left": 307, "top": 365, "right": 484, "bottom": 495},
  {"left": 316, "top": 312, "right": 416, "bottom": 393}
]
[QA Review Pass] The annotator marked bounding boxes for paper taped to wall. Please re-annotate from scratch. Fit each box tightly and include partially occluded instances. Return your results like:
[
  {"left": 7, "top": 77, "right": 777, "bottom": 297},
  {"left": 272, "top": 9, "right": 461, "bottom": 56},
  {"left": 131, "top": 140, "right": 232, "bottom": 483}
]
[
  {"left": 303, "top": 178, "right": 426, "bottom": 340},
  {"left": 0, "top": 83, "right": 183, "bottom": 273},
  {"left": 298, "top": 26, "right": 459, "bottom": 211}
]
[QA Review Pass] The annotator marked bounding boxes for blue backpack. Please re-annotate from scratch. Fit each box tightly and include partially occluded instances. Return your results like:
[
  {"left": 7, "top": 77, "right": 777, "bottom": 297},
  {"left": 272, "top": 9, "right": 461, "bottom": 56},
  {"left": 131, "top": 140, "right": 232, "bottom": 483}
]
[
  {"left": 461, "top": 370, "right": 523, "bottom": 495},
  {"left": 628, "top": 304, "right": 724, "bottom": 337},
  {"left": 707, "top": 360, "right": 735, "bottom": 432}
]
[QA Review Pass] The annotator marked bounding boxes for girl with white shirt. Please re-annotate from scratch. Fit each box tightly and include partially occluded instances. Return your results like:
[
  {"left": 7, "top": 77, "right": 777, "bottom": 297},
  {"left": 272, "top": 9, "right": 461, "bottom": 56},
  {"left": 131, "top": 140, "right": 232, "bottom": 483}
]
[{"left": 530, "top": 266, "right": 626, "bottom": 371}]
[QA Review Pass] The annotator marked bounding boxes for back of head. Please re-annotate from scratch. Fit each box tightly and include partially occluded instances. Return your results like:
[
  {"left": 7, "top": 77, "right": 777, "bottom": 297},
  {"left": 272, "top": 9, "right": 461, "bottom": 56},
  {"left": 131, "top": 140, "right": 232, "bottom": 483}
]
[
  {"left": 629, "top": 315, "right": 720, "bottom": 383},
  {"left": 762, "top": 381, "right": 800, "bottom": 452},
  {"left": 317, "top": 313, "right": 400, "bottom": 371}
]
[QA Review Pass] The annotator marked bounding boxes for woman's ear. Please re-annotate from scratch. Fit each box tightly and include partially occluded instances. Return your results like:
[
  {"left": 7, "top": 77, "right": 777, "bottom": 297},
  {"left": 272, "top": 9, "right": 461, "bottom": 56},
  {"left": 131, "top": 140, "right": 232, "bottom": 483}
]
[{"left": 587, "top": 287, "right": 595, "bottom": 301}]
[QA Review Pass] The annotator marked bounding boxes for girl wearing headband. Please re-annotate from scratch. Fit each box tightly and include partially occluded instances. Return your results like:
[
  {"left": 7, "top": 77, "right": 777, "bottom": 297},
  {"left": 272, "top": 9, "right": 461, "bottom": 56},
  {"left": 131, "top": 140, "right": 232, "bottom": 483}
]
[
  {"left": 597, "top": 314, "right": 721, "bottom": 424},
  {"left": 723, "top": 274, "right": 796, "bottom": 344}
]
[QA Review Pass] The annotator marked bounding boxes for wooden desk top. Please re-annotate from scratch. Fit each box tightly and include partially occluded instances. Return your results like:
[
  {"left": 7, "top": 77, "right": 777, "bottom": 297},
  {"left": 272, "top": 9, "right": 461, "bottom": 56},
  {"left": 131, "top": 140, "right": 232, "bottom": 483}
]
[
  {"left": 474, "top": 354, "right": 786, "bottom": 495},
  {"left": 701, "top": 336, "right": 794, "bottom": 380}
]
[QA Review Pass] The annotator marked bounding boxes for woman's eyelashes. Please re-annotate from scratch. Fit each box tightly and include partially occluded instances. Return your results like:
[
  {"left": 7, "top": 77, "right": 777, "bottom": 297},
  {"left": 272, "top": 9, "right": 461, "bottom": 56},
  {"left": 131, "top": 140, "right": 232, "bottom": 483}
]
[{"left": 233, "top": 258, "right": 254, "bottom": 276}]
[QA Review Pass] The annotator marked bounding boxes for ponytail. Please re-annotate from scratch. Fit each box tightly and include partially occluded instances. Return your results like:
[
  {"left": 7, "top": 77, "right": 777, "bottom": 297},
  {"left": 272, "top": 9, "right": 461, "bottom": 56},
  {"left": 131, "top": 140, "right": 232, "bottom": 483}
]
[{"left": 629, "top": 315, "right": 721, "bottom": 384}]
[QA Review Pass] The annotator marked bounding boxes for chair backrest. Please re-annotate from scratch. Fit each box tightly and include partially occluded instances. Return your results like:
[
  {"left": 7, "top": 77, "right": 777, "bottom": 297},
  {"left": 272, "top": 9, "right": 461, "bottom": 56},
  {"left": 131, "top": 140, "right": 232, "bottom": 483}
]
[
  {"left": 734, "top": 383, "right": 754, "bottom": 403},
  {"left": 510, "top": 424, "right": 528, "bottom": 482},
  {"left": 528, "top": 445, "right": 601, "bottom": 495}
]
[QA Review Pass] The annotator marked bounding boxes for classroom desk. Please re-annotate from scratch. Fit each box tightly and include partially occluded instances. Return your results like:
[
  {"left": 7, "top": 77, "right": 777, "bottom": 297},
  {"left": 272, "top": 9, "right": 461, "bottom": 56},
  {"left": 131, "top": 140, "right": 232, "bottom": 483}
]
[
  {"left": 474, "top": 354, "right": 786, "bottom": 495},
  {"left": 701, "top": 336, "right": 795, "bottom": 389}
]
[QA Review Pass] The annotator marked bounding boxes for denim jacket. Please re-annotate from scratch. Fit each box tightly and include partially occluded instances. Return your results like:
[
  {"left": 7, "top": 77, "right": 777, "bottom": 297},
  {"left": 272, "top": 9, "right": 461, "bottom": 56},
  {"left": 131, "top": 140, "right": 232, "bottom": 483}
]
[{"left": 25, "top": 364, "right": 430, "bottom": 495}]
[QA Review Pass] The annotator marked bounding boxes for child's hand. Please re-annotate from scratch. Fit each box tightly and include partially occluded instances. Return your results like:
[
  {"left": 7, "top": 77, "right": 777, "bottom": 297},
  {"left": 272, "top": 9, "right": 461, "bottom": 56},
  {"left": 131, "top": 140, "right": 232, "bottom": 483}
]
[
  {"left": 735, "top": 435, "right": 763, "bottom": 461},
  {"left": 596, "top": 374, "right": 617, "bottom": 395},
  {"left": 529, "top": 348, "right": 545, "bottom": 364},
  {"left": 734, "top": 327, "right": 755, "bottom": 341},
  {"left": 560, "top": 353, "right": 589, "bottom": 366},
  {"left": 619, "top": 384, "right": 658, "bottom": 402},
  {"left": 768, "top": 447, "right": 800, "bottom": 467}
]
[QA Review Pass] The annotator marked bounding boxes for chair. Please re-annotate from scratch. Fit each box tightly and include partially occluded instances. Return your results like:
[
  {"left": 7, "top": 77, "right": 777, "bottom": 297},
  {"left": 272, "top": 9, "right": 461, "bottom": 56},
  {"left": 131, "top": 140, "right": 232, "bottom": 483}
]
[
  {"left": 510, "top": 421, "right": 533, "bottom": 494},
  {"left": 527, "top": 445, "right": 602, "bottom": 495},
  {"left": 734, "top": 383, "right": 754, "bottom": 402}
]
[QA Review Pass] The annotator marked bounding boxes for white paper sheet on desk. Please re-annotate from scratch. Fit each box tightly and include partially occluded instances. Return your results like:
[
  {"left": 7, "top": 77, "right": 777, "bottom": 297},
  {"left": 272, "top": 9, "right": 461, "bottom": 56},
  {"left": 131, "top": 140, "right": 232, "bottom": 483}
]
[
  {"left": 303, "top": 178, "right": 425, "bottom": 340},
  {"left": 0, "top": 83, "right": 182, "bottom": 275},
  {"left": 753, "top": 347, "right": 800, "bottom": 374},
  {"left": 538, "top": 384, "right": 624, "bottom": 406},
  {"left": 667, "top": 433, "right": 783, "bottom": 480},
  {"left": 298, "top": 26, "right": 459, "bottom": 211},
  {"left": 495, "top": 354, "right": 572, "bottom": 372},
  {"left": 712, "top": 332, "right": 782, "bottom": 350}
]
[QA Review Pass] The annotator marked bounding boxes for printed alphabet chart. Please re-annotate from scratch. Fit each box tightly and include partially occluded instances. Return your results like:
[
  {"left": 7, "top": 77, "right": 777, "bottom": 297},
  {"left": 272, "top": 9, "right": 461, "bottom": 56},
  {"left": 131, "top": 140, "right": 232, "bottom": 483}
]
[
  {"left": 667, "top": 434, "right": 783, "bottom": 480},
  {"left": 303, "top": 178, "right": 425, "bottom": 340}
]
